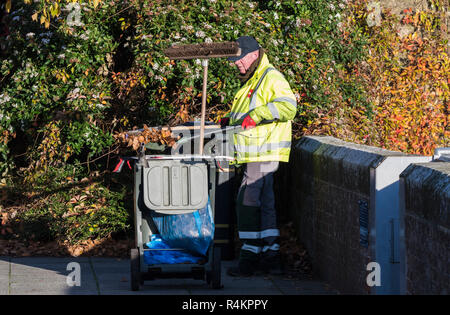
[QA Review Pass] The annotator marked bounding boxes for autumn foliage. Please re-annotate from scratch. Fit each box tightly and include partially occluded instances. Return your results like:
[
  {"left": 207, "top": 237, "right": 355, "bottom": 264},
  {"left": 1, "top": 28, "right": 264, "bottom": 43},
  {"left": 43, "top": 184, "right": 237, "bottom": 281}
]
[
  {"left": 368, "top": 7, "right": 449, "bottom": 155},
  {"left": 304, "top": 1, "right": 449, "bottom": 155}
]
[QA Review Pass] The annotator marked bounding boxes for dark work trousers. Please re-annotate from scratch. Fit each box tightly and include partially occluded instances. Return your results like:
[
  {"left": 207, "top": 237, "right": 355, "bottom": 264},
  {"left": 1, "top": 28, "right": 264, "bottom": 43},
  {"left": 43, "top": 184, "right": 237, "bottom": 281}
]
[{"left": 236, "top": 161, "right": 280, "bottom": 264}]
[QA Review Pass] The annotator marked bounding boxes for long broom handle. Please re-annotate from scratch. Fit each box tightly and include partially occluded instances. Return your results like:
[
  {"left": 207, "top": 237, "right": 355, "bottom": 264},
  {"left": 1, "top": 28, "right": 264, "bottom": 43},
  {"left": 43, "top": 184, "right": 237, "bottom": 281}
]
[{"left": 199, "top": 59, "right": 208, "bottom": 155}]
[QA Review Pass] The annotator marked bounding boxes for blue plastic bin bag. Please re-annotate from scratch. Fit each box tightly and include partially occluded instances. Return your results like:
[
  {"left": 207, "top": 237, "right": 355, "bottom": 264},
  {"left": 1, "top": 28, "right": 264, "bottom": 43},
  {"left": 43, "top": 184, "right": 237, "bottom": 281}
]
[
  {"left": 143, "top": 235, "right": 205, "bottom": 265},
  {"left": 152, "top": 198, "right": 214, "bottom": 256}
]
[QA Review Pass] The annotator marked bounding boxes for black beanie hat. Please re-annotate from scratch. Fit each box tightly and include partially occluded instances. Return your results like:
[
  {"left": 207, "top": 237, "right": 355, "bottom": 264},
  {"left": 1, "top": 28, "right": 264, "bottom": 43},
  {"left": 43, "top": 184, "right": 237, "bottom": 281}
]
[{"left": 228, "top": 36, "right": 261, "bottom": 62}]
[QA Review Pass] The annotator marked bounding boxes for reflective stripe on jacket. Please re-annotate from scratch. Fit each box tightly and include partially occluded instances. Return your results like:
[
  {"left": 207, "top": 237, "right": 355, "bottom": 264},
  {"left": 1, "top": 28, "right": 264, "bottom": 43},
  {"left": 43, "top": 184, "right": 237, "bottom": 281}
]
[{"left": 229, "top": 53, "right": 297, "bottom": 163}]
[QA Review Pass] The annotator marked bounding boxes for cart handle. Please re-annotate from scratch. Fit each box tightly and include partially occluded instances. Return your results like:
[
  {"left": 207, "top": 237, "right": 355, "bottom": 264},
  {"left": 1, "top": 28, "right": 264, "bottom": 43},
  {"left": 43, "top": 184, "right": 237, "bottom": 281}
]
[{"left": 174, "top": 125, "right": 243, "bottom": 147}]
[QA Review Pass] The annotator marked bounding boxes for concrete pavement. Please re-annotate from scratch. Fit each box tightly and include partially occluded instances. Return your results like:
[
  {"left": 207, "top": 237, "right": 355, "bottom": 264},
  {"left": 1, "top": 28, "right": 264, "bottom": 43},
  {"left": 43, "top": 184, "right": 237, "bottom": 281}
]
[{"left": 0, "top": 256, "right": 338, "bottom": 295}]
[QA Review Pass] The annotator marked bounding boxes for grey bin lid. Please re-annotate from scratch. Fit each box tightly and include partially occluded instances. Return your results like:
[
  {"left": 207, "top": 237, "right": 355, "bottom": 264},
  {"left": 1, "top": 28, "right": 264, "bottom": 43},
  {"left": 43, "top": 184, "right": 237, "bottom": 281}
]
[{"left": 143, "top": 159, "right": 209, "bottom": 213}]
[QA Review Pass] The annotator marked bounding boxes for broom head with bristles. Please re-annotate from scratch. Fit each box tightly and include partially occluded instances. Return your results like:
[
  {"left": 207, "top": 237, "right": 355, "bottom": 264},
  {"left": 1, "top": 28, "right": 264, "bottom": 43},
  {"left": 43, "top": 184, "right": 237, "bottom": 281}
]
[{"left": 164, "top": 41, "right": 241, "bottom": 60}]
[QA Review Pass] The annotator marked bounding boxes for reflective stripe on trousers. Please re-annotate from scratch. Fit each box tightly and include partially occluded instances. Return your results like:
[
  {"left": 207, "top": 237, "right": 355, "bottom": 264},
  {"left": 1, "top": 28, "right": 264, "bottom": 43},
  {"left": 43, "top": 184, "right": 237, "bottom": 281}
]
[
  {"left": 241, "top": 243, "right": 280, "bottom": 254},
  {"left": 238, "top": 229, "right": 280, "bottom": 239}
]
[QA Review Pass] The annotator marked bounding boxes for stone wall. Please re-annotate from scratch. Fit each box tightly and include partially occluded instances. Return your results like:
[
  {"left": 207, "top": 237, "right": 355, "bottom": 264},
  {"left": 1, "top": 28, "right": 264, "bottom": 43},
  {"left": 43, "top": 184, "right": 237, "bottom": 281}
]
[
  {"left": 275, "top": 135, "right": 447, "bottom": 294},
  {"left": 276, "top": 136, "right": 390, "bottom": 294},
  {"left": 400, "top": 162, "right": 450, "bottom": 294}
]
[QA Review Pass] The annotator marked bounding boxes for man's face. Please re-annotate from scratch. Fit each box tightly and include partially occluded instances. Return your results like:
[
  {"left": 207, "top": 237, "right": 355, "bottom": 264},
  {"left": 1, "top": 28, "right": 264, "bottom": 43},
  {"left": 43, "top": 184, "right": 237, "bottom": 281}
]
[{"left": 234, "top": 50, "right": 259, "bottom": 74}]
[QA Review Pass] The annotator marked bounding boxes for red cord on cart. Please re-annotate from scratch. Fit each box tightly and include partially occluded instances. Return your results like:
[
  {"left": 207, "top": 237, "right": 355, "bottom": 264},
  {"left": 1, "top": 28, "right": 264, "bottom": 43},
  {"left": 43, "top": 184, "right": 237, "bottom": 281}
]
[{"left": 216, "top": 160, "right": 225, "bottom": 172}]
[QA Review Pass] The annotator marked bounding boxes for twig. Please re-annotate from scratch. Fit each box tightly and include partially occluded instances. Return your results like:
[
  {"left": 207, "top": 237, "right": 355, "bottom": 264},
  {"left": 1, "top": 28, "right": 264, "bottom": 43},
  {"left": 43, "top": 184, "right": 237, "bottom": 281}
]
[
  {"left": 79, "top": 145, "right": 120, "bottom": 166},
  {"left": 106, "top": 4, "right": 134, "bottom": 20}
]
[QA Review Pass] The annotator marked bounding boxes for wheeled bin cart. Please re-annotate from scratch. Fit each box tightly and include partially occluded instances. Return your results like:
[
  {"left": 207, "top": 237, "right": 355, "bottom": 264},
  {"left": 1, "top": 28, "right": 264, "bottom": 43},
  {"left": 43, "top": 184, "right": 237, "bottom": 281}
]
[{"left": 130, "top": 124, "right": 239, "bottom": 291}]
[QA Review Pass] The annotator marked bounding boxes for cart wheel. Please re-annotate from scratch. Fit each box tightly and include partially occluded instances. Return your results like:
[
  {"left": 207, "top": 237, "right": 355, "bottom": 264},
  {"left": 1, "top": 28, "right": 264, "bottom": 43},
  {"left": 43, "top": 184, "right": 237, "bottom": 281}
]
[
  {"left": 210, "top": 247, "right": 222, "bottom": 289},
  {"left": 130, "top": 248, "right": 141, "bottom": 291}
]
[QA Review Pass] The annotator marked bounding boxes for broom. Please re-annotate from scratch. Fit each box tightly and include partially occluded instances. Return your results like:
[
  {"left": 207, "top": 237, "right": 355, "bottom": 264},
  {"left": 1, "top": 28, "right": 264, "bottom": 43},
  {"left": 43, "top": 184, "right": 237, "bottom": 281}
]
[{"left": 164, "top": 41, "right": 240, "bottom": 155}]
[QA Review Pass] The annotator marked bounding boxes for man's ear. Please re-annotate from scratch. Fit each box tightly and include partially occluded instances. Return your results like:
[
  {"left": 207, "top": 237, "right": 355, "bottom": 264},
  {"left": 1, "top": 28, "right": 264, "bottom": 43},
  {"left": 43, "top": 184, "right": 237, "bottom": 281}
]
[{"left": 246, "top": 50, "right": 259, "bottom": 67}]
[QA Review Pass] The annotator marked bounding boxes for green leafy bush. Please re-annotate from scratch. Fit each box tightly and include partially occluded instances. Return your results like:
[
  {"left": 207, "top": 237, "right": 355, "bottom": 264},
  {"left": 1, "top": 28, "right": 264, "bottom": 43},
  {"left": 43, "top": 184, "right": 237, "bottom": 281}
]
[
  {"left": 127, "top": 0, "right": 369, "bottom": 129},
  {"left": 6, "top": 163, "right": 130, "bottom": 243},
  {"left": 1, "top": 0, "right": 368, "bottom": 176},
  {"left": 14, "top": 188, "right": 129, "bottom": 243},
  {"left": 0, "top": 1, "right": 122, "bottom": 181}
]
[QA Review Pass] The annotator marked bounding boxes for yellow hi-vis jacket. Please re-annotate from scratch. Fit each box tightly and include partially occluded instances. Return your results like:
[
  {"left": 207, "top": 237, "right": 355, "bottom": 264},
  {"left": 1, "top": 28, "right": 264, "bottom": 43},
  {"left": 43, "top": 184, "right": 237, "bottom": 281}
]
[{"left": 228, "top": 53, "right": 297, "bottom": 164}]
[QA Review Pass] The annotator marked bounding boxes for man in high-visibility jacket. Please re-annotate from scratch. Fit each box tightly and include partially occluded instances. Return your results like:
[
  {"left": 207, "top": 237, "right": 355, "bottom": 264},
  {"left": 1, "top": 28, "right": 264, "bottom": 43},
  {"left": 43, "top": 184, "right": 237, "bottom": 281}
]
[{"left": 220, "top": 36, "right": 297, "bottom": 276}]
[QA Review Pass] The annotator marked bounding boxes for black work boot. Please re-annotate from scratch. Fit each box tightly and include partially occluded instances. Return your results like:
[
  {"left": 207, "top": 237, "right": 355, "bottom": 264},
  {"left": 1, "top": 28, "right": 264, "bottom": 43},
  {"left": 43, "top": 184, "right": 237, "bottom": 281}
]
[
  {"left": 260, "top": 251, "right": 284, "bottom": 275},
  {"left": 226, "top": 260, "right": 254, "bottom": 277}
]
